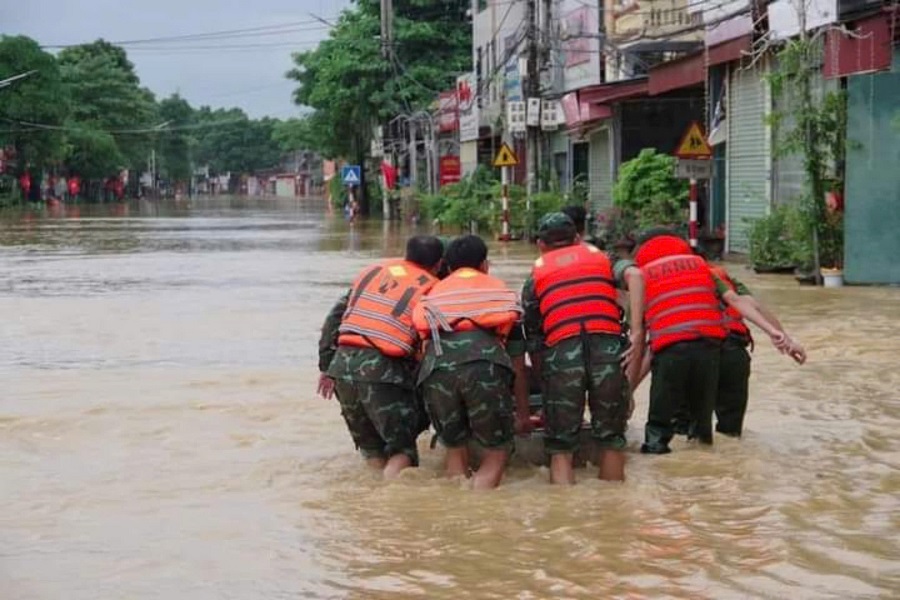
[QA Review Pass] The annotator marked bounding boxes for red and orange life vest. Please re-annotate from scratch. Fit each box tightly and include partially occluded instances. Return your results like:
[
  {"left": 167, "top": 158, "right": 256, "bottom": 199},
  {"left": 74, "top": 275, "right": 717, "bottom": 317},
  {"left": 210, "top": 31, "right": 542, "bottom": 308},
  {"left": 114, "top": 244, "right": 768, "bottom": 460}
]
[
  {"left": 338, "top": 259, "right": 437, "bottom": 358},
  {"left": 636, "top": 235, "right": 726, "bottom": 353},
  {"left": 532, "top": 243, "right": 622, "bottom": 347},
  {"left": 412, "top": 268, "right": 521, "bottom": 355},
  {"left": 709, "top": 265, "right": 752, "bottom": 342}
]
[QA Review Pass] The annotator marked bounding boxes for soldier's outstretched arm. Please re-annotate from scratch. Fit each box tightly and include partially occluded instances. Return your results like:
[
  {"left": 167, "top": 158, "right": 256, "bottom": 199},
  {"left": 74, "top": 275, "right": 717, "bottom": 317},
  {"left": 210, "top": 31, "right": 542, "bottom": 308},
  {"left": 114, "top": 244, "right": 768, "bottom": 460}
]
[{"left": 721, "top": 291, "right": 788, "bottom": 351}]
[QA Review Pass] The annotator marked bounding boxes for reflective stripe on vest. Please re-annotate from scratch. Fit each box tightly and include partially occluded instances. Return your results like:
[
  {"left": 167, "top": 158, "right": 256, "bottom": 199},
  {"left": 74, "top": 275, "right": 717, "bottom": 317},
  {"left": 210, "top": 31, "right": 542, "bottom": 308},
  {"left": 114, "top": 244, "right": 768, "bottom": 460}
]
[
  {"left": 533, "top": 244, "right": 622, "bottom": 347},
  {"left": 338, "top": 260, "right": 436, "bottom": 357},
  {"left": 641, "top": 254, "right": 726, "bottom": 352},
  {"left": 412, "top": 269, "right": 521, "bottom": 356}
]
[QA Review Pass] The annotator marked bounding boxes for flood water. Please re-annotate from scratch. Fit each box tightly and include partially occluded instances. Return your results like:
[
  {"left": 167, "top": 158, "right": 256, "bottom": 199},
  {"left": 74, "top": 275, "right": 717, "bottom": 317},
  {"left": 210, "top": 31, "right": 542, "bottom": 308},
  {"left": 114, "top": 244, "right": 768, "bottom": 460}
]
[{"left": 2, "top": 197, "right": 899, "bottom": 599}]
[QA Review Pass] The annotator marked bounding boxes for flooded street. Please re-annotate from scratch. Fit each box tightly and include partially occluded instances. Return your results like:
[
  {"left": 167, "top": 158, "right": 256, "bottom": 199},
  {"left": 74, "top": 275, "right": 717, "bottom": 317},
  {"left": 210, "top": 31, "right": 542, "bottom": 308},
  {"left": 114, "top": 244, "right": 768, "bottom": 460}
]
[{"left": 2, "top": 197, "right": 899, "bottom": 599}]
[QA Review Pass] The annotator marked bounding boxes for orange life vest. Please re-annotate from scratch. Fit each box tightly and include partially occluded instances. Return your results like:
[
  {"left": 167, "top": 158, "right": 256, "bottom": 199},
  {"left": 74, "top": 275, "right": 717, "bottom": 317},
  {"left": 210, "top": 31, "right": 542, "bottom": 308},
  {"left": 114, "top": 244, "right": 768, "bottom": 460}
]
[
  {"left": 532, "top": 243, "right": 622, "bottom": 347},
  {"left": 412, "top": 268, "right": 521, "bottom": 355},
  {"left": 639, "top": 240, "right": 727, "bottom": 353},
  {"left": 338, "top": 259, "right": 437, "bottom": 357},
  {"left": 709, "top": 265, "right": 752, "bottom": 342}
]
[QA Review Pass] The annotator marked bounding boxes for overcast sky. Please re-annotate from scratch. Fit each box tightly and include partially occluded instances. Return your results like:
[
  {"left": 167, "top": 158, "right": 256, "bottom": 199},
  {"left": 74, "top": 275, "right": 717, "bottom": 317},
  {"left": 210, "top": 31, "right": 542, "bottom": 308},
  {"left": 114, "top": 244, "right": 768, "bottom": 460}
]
[{"left": 0, "top": 0, "right": 351, "bottom": 118}]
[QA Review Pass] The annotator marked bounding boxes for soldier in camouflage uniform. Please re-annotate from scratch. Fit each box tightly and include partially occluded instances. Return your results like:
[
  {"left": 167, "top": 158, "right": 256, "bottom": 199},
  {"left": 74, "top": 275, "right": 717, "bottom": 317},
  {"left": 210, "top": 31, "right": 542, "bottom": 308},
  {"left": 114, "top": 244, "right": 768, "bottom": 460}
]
[
  {"left": 561, "top": 205, "right": 646, "bottom": 385},
  {"left": 317, "top": 236, "right": 444, "bottom": 478},
  {"left": 413, "top": 235, "right": 531, "bottom": 490},
  {"left": 522, "top": 213, "right": 645, "bottom": 484}
]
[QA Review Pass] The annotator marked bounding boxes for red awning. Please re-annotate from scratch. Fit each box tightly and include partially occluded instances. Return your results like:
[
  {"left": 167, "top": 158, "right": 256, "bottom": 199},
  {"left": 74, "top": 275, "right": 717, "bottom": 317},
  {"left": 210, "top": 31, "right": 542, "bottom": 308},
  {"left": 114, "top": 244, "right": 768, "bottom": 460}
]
[
  {"left": 648, "top": 53, "right": 704, "bottom": 95},
  {"left": 824, "top": 13, "right": 893, "bottom": 79},
  {"left": 707, "top": 35, "right": 752, "bottom": 67},
  {"left": 579, "top": 78, "right": 649, "bottom": 105}
]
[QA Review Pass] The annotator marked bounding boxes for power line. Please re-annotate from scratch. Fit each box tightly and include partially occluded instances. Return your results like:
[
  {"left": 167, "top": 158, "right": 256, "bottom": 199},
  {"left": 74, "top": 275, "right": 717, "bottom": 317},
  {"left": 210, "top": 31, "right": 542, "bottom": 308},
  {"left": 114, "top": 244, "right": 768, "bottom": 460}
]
[{"left": 40, "top": 19, "right": 337, "bottom": 49}]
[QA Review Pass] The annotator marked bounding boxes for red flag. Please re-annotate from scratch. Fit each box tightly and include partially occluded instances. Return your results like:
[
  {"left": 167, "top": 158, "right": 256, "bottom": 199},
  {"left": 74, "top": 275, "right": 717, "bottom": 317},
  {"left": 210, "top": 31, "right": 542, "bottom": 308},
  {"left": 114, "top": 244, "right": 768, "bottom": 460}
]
[{"left": 381, "top": 161, "right": 397, "bottom": 190}]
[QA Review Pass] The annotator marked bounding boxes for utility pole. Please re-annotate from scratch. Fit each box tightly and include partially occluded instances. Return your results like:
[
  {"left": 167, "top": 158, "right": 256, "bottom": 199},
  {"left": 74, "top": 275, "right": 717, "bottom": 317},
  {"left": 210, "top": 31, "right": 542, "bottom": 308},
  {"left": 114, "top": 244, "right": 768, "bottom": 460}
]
[
  {"left": 409, "top": 118, "right": 418, "bottom": 191},
  {"left": 380, "top": 0, "right": 394, "bottom": 219},
  {"left": 526, "top": 0, "right": 539, "bottom": 200}
]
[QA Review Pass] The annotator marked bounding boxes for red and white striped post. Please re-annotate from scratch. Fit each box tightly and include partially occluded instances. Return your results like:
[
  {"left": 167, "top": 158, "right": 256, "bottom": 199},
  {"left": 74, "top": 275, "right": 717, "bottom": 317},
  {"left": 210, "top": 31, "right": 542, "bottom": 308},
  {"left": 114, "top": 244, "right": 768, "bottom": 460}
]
[
  {"left": 499, "top": 166, "right": 511, "bottom": 242},
  {"left": 689, "top": 178, "right": 699, "bottom": 248}
]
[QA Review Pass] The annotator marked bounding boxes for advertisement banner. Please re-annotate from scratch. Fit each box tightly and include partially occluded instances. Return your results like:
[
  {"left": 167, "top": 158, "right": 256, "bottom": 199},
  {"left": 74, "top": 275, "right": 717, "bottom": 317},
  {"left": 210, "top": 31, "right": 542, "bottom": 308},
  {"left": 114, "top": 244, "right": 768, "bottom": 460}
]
[
  {"left": 457, "top": 73, "right": 479, "bottom": 142},
  {"left": 439, "top": 155, "right": 462, "bottom": 187},
  {"left": 438, "top": 91, "right": 459, "bottom": 133}
]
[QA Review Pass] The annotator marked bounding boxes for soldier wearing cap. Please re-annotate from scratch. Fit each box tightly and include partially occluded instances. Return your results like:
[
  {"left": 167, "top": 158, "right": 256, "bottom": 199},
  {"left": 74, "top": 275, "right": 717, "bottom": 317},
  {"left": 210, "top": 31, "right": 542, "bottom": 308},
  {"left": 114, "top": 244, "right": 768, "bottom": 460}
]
[{"left": 521, "top": 213, "right": 644, "bottom": 484}]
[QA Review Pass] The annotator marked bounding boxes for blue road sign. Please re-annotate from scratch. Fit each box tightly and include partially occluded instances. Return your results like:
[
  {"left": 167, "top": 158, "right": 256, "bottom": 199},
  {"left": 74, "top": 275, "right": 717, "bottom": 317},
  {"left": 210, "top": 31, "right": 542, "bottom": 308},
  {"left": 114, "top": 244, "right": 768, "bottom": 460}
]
[{"left": 341, "top": 165, "right": 361, "bottom": 186}]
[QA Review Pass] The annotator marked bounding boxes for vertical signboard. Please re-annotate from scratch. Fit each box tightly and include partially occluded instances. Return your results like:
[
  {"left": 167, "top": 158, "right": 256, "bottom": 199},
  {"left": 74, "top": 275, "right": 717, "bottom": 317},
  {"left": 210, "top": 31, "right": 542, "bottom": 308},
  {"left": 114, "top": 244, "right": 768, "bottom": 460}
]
[{"left": 457, "top": 73, "right": 479, "bottom": 142}]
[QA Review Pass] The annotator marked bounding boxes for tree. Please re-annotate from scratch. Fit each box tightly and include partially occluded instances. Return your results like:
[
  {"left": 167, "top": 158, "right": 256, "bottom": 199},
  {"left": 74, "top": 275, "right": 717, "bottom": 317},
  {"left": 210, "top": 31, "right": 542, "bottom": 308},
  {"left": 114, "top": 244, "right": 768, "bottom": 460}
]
[
  {"left": 157, "top": 93, "right": 194, "bottom": 183},
  {"left": 58, "top": 40, "right": 158, "bottom": 179},
  {"left": 287, "top": 0, "right": 471, "bottom": 215},
  {"left": 0, "top": 35, "right": 70, "bottom": 173},
  {"left": 613, "top": 149, "right": 689, "bottom": 229}
]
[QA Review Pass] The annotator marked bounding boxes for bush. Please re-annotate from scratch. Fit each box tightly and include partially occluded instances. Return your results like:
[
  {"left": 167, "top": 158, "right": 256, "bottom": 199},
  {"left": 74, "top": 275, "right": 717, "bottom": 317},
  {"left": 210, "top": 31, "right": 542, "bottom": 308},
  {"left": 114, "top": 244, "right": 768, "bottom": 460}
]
[
  {"left": 748, "top": 204, "right": 809, "bottom": 270},
  {"left": 613, "top": 148, "right": 689, "bottom": 229},
  {"left": 420, "top": 167, "right": 498, "bottom": 233}
]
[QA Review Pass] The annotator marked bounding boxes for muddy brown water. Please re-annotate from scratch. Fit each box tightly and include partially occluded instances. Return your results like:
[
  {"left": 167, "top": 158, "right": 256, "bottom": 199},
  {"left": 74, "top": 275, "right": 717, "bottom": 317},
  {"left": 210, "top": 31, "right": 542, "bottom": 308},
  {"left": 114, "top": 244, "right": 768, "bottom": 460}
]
[{"left": 1, "top": 197, "right": 898, "bottom": 599}]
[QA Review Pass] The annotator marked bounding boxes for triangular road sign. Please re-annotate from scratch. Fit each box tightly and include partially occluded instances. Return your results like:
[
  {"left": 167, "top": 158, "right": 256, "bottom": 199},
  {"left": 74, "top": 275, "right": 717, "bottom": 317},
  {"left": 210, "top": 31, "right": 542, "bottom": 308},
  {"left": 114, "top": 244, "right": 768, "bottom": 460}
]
[
  {"left": 674, "top": 122, "right": 712, "bottom": 158},
  {"left": 493, "top": 143, "right": 519, "bottom": 168}
]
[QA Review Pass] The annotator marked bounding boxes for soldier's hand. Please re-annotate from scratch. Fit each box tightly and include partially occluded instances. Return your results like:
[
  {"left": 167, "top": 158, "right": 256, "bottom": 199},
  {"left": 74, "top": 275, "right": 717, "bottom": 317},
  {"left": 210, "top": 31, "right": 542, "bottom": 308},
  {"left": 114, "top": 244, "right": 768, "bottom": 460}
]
[
  {"left": 317, "top": 373, "right": 336, "bottom": 400},
  {"left": 788, "top": 341, "right": 807, "bottom": 365}
]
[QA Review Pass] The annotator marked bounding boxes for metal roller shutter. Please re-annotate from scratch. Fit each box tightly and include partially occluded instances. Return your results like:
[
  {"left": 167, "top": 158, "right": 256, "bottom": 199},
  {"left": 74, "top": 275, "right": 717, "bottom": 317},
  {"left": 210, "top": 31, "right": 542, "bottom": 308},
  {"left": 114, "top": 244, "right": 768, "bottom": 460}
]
[
  {"left": 727, "top": 63, "right": 769, "bottom": 253},
  {"left": 589, "top": 127, "right": 612, "bottom": 214}
]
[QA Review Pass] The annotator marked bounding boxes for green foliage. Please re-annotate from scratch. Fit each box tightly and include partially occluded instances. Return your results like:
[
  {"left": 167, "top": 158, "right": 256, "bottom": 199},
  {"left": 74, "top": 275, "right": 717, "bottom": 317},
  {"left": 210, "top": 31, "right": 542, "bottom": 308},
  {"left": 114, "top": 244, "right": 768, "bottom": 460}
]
[
  {"left": 594, "top": 207, "right": 639, "bottom": 249},
  {"left": 0, "top": 35, "right": 70, "bottom": 172},
  {"left": 58, "top": 39, "right": 158, "bottom": 176},
  {"left": 766, "top": 36, "right": 847, "bottom": 275},
  {"left": 746, "top": 202, "right": 825, "bottom": 271},
  {"left": 421, "top": 167, "right": 498, "bottom": 233},
  {"left": 612, "top": 149, "right": 689, "bottom": 229},
  {"left": 157, "top": 94, "right": 194, "bottom": 182},
  {"left": 287, "top": 0, "right": 471, "bottom": 213}
]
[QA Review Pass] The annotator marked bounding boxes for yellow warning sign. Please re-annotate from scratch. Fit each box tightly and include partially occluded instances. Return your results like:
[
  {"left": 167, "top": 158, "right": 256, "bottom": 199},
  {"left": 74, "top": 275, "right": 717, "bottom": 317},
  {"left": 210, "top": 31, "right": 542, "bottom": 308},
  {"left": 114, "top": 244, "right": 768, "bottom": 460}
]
[
  {"left": 674, "top": 122, "right": 712, "bottom": 158},
  {"left": 493, "top": 143, "right": 519, "bottom": 167}
]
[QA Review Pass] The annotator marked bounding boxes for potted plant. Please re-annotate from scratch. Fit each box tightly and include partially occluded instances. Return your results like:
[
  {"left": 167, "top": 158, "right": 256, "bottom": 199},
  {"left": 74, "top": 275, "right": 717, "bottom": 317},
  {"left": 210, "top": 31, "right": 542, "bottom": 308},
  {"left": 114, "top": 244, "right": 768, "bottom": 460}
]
[{"left": 819, "top": 207, "right": 844, "bottom": 287}]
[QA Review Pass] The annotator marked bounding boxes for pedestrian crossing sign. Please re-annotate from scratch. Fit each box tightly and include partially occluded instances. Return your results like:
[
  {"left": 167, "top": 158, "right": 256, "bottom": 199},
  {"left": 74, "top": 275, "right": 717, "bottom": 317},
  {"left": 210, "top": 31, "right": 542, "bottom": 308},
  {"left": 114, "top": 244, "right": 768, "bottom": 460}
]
[
  {"left": 674, "top": 122, "right": 712, "bottom": 158},
  {"left": 493, "top": 143, "right": 519, "bottom": 168},
  {"left": 342, "top": 165, "right": 361, "bottom": 185}
]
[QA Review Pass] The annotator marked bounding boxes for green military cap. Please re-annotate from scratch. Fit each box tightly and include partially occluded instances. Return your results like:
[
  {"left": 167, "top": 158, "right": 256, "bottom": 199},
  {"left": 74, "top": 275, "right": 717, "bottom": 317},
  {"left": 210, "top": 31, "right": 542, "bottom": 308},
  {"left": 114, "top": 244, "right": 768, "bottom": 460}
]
[{"left": 537, "top": 212, "right": 577, "bottom": 243}]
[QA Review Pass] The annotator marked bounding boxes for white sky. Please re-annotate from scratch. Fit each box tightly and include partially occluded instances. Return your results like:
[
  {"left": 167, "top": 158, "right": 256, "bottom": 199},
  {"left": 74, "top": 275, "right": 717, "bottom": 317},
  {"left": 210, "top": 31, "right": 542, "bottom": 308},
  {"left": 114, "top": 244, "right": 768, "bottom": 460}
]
[{"left": 0, "top": 0, "right": 352, "bottom": 118}]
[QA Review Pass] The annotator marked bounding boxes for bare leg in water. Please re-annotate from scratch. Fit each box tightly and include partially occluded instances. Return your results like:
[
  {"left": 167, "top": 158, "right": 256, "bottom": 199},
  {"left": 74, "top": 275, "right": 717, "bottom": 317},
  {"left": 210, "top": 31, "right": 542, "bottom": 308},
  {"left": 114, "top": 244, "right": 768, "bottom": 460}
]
[
  {"left": 550, "top": 453, "right": 576, "bottom": 485},
  {"left": 597, "top": 449, "right": 626, "bottom": 482},
  {"left": 383, "top": 454, "right": 412, "bottom": 479},
  {"left": 365, "top": 457, "right": 387, "bottom": 471},
  {"left": 472, "top": 449, "right": 508, "bottom": 490},
  {"left": 445, "top": 446, "right": 470, "bottom": 479}
]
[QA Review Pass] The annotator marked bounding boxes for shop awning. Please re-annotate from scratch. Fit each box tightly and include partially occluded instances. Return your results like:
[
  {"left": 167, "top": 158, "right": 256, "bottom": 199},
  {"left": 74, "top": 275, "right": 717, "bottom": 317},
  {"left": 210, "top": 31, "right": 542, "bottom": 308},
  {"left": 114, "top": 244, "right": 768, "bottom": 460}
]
[
  {"left": 648, "top": 53, "right": 704, "bottom": 96},
  {"left": 579, "top": 78, "right": 649, "bottom": 105},
  {"left": 824, "top": 13, "right": 894, "bottom": 79}
]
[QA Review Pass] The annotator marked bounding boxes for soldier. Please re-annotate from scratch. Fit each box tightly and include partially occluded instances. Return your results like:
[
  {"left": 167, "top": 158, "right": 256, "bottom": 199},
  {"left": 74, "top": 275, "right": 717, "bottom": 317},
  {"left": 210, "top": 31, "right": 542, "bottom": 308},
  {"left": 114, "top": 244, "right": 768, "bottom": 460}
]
[
  {"left": 317, "top": 235, "right": 444, "bottom": 478},
  {"left": 703, "top": 263, "right": 806, "bottom": 437},
  {"left": 633, "top": 232, "right": 800, "bottom": 454},
  {"left": 412, "top": 235, "right": 530, "bottom": 490},
  {"left": 522, "top": 213, "right": 641, "bottom": 484}
]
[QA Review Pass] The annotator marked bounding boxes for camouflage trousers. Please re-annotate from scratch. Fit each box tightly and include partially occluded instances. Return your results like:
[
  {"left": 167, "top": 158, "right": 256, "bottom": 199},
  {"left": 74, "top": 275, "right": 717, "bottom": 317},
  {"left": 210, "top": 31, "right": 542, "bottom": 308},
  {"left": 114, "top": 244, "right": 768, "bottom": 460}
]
[
  {"left": 542, "top": 338, "right": 629, "bottom": 454},
  {"left": 333, "top": 380, "right": 421, "bottom": 464},
  {"left": 420, "top": 361, "right": 514, "bottom": 450}
]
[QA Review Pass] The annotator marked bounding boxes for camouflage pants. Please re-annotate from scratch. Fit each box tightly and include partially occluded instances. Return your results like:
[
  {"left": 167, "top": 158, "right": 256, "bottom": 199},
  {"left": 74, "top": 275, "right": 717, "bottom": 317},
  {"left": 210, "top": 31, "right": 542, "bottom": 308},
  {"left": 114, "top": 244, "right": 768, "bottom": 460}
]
[
  {"left": 421, "top": 361, "right": 514, "bottom": 450},
  {"left": 542, "top": 340, "right": 629, "bottom": 454},
  {"left": 333, "top": 380, "right": 420, "bottom": 464}
]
